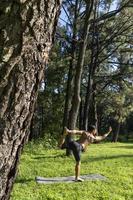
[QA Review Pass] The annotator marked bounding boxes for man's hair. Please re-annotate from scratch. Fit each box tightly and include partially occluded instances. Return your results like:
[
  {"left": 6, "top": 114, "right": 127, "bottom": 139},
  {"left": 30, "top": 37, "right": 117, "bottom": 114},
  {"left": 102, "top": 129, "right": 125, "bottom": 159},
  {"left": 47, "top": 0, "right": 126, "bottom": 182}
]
[{"left": 88, "top": 125, "right": 96, "bottom": 132}]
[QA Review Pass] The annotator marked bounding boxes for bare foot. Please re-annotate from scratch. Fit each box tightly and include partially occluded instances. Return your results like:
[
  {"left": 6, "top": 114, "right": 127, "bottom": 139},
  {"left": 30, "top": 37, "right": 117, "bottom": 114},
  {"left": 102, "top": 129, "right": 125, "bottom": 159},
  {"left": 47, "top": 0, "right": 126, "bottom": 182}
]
[{"left": 75, "top": 177, "right": 84, "bottom": 182}]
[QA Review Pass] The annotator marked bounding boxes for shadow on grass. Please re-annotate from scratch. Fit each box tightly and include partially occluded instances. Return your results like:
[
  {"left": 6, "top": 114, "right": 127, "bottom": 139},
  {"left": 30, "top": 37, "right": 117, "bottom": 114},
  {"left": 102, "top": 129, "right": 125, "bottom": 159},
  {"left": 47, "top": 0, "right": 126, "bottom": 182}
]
[
  {"left": 82, "top": 154, "right": 133, "bottom": 163},
  {"left": 112, "top": 145, "right": 133, "bottom": 149},
  {"left": 15, "top": 178, "right": 33, "bottom": 184},
  {"left": 33, "top": 154, "right": 66, "bottom": 160}
]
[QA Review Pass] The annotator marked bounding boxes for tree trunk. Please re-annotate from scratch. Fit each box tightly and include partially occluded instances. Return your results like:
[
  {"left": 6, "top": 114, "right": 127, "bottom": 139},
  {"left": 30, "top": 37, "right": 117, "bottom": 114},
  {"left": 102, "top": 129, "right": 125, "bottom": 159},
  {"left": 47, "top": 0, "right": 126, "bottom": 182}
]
[
  {"left": 112, "top": 122, "right": 121, "bottom": 142},
  {"left": 68, "top": 1, "right": 94, "bottom": 130},
  {"left": 62, "top": 0, "right": 79, "bottom": 129},
  {"left": 88, "top": 91, "right": 98, "bottom": 130},
  {"left": 63, "top": 0, "right": 81, "bottom": 156},
  {"left": 83, "top": 0, "right": 99, "bottom": 131},
  {"left": 83, "top": 74, "right": 94, "bottom": 130},
  {"left": 29, "top": 114, "right": 35, "bottom": 141},
  {"left": 79, "top": 98, "right": 83, "bottom": 130},
  {"left": 0, "top": 1, "right": 62, "bottom": 199},
  {"left": 93, "top": 95, "right": 98, "bottom": 131}
]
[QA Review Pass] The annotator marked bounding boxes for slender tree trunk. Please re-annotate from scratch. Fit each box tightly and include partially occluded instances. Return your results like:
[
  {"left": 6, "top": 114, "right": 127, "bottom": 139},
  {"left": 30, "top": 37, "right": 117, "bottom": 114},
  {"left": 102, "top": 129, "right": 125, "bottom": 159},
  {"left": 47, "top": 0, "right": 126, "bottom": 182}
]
[
  {"left": 83, "top": 74, "right": 94, "bottom": 130},
  {"left": 79, "top": 98, "right": 83, "bottom": 130},
  {"left": 62, "top": 0, "right": 80, "bottom": 156},
  {"left": 63, "top": 48, "right": 75, "bottom": 128},
  {"left": 112, "top": 121, "right": 121, "bottom": 142},
  {"left": 29, "top": 115, "right": 34, "bottom": 141},
  {"left": 62, "top": 0, "right": 79, "bottom": 129},
  {"left": 82, "top": 21, "right": 96, "bottom": 130},
  {"left": 83, "top": 1, "right": 99, "bottom": 130},
  {"left": 0, "top": 1, "right": 62, "bottom": 199},
  {"left": 93, "top": 95, "right": 98, "bottom": 131},
  {"left": 68, "top": 1, "right": 94, "bottom": 130},
  {"left": 88, "top": 91, "right": 98, "bottom": 130}
]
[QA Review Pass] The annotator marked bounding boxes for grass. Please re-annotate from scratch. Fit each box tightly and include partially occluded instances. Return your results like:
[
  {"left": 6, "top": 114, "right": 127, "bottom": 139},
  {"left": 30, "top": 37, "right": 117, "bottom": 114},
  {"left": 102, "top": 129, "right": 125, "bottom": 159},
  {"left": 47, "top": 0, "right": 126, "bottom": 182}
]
[{"left": 11, "top": 142, "right": 133, "bottom": 200}]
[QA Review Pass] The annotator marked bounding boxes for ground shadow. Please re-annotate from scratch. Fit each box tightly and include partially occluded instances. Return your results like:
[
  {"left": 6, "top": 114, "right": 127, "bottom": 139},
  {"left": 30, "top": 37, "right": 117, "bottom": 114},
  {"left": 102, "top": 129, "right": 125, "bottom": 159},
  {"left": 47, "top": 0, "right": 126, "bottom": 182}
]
[
  {"left": 33, "top": 154, "right": 66, "bottom": 160},
  {"left": 82, "top": 154, "right": 133, "bottom": 163},
  {"left": 112, "top": 145, "right": 133, "bottom": 149},
  {"left": 15, "top": 178, "right": 33, "bottom": 184}
]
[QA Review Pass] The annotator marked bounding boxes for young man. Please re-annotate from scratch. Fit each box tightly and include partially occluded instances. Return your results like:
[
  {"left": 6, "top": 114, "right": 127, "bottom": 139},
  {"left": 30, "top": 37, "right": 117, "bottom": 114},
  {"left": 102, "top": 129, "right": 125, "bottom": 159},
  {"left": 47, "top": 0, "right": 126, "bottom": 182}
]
[{"left": 58, "top": 125, "right": 112, "bottom": 182}]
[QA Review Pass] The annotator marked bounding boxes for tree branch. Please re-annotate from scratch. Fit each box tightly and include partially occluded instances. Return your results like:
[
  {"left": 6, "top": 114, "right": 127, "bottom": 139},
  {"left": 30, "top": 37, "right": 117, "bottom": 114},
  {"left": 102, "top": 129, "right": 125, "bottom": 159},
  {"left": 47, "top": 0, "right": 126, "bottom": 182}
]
[
  {"left": 94, "top": 0, "right": 131, "bottom": 23},
  {"left": 62, "top": 4, "right": 73, "bottom": 27}
]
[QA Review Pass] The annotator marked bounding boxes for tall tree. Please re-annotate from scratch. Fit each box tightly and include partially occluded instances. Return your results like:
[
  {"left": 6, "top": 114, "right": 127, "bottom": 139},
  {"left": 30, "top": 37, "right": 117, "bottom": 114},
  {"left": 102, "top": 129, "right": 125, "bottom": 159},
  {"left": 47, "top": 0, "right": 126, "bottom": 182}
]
[
  {"left": 68, "top": 1, "right": 94, "bottom": 129},
  {"left": 82, "top": 0, "right": 99, "bottom": 130},
  {"left": 0, "top": 0, "right": 62, "bottom": 199},
  {"left": 82, "top": 0, "right": 133, "bottom": 130},
  {"left": 62, "top": 0, "right": 80, "bottom": 129}
]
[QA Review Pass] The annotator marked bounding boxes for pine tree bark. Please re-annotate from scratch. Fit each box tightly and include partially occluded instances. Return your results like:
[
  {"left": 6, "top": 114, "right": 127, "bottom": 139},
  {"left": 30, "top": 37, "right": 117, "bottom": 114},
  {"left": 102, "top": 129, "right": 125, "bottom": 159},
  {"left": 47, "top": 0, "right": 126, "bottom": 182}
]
[{"left": 0, "top": 0, "right": 61, "bottom": 199}]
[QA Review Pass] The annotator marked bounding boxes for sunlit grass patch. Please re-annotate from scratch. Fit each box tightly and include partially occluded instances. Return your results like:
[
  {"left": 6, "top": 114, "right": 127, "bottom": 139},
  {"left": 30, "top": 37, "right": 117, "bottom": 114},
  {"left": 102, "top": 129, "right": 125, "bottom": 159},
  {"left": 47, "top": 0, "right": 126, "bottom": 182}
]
[{"left": 11, "top": 142, "right": 133, "bottom": 200}]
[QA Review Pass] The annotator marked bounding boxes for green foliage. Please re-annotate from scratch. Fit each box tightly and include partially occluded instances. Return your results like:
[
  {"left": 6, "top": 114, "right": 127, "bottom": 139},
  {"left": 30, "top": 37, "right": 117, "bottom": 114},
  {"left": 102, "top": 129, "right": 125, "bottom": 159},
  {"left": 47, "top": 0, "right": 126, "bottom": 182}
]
[
  {"left": 97, "top": 81, "right": 133, "bottom": 126},
  {"left": 11, "top": 142, "right": 133, "bottom": 200},
  {"left": 31, "top": 0, "right": 133, "bottom": 140},
  {"left": 33, "top": 135, "right": 58, "bottom": 149}
]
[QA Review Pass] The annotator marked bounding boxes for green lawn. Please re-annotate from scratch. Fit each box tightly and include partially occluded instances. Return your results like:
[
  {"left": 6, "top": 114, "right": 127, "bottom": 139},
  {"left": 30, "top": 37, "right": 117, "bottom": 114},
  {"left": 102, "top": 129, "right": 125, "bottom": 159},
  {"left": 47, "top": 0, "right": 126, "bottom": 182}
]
[{"left": 11, "top": 142, "right": 133, "bottom": 200}]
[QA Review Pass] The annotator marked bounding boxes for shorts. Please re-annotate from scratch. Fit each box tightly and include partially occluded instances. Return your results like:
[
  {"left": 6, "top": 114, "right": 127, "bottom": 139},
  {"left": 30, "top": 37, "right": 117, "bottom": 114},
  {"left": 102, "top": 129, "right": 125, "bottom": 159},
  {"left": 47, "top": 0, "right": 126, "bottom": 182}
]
[{"left": 69, "top": 141, "right": 83, "bottom": 162}]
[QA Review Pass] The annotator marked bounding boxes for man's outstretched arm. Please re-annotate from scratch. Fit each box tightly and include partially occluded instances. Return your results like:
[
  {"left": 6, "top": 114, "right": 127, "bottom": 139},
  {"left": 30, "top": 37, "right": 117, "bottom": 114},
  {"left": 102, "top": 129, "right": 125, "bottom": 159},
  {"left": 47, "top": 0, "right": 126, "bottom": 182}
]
[
  {"left": 58, "top": 127, "right": 85, "bottom": 148},
  {"left": 67, "top": 129, "right": 85, "bottom": 135},
  {"left": 93, "top": 127, "right": 112, "bottom": 142},
  {"left": 63, "top": 127, "right": 85, "bottom": 136}
]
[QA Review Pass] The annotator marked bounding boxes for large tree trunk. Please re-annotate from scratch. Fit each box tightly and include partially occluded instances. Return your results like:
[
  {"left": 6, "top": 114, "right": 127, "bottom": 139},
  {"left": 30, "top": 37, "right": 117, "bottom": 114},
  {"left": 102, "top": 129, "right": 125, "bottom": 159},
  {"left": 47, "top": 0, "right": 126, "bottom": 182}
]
[{"left": 0, "top": 1, "right": 61, "bottom": 199}]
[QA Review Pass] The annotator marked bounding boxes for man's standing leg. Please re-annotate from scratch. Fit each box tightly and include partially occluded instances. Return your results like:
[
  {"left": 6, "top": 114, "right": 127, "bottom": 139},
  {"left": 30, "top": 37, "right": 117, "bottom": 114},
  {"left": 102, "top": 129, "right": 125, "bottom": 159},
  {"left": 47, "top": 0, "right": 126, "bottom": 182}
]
[{"left": 75, "top": 161, "right": 80, "bottom": 180}]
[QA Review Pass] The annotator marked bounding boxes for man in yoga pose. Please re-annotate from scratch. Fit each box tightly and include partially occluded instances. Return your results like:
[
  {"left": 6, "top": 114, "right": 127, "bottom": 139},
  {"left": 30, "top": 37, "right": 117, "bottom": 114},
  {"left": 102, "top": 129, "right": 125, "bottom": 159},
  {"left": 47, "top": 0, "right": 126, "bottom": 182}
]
[{"left": 58, "top": 125, "right": 112, "bottom": 182}]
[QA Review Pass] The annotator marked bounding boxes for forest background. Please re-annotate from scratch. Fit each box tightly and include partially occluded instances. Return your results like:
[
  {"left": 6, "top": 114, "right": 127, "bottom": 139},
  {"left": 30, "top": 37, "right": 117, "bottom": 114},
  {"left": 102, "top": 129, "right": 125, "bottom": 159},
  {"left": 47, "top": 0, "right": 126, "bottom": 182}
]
[{"left": 30, "top": 0, "right": 133, "bottom": 145}]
